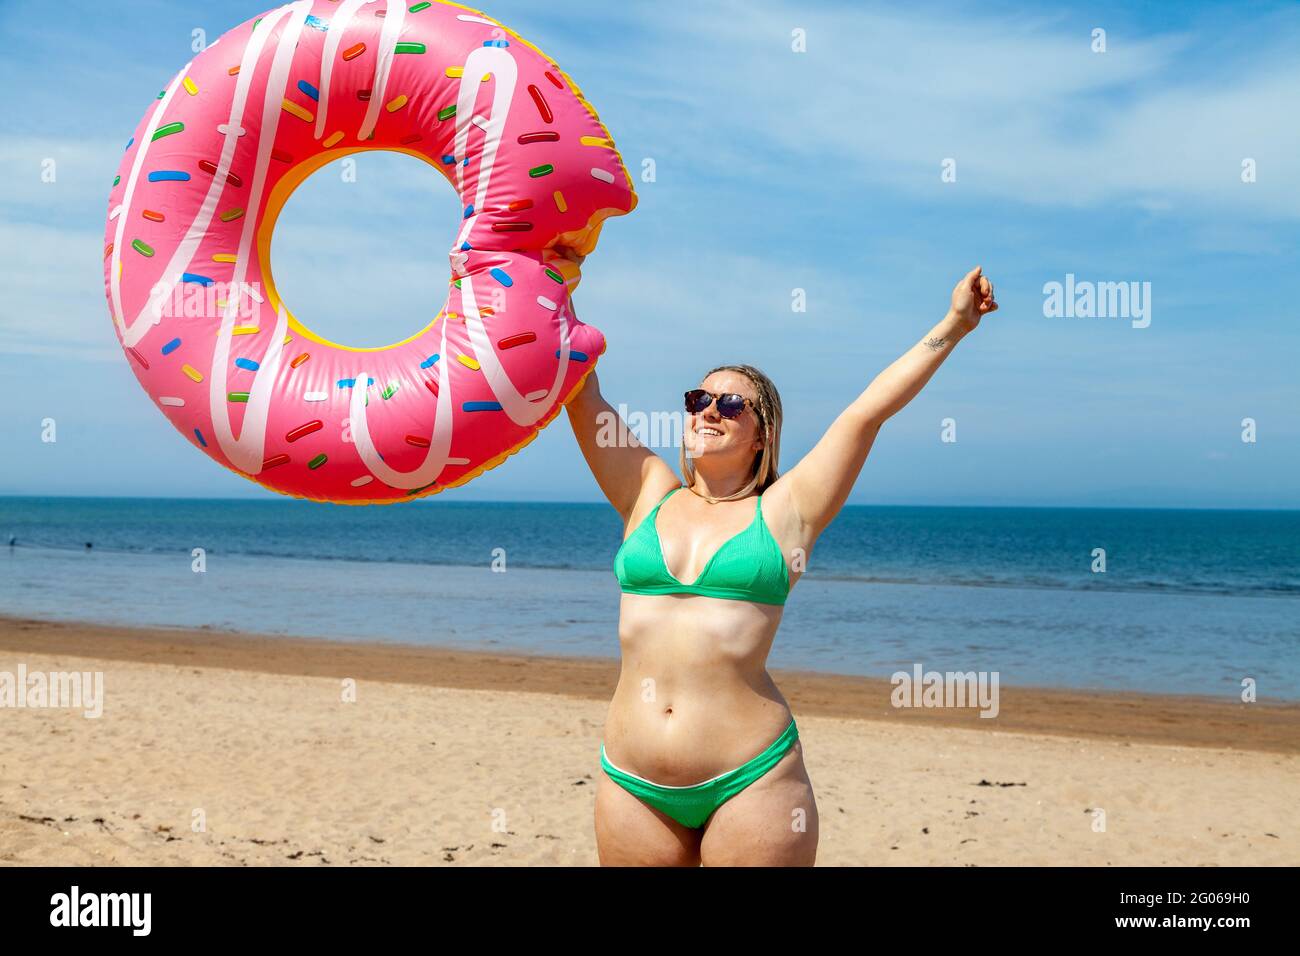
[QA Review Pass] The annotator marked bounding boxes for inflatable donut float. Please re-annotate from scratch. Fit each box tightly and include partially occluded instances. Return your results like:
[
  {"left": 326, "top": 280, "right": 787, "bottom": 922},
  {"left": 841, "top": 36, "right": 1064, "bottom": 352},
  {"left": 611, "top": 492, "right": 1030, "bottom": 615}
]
[{"left": 103, "top": 0, "right": 636, "bottom": 503}]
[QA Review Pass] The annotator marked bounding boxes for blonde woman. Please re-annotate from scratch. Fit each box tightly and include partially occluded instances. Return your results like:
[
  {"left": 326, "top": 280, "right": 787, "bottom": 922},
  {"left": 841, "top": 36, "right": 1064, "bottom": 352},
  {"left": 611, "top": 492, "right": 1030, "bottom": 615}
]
[{"left": 565, "top": 264, "right": 998, "bottom": 866}]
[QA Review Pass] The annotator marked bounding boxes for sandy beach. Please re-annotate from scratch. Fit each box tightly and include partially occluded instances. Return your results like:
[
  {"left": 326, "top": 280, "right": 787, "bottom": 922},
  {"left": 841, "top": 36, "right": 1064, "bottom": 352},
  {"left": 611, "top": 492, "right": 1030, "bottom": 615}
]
[{"left": 1, "top": 615, "right": 1296, "bottom": 866}]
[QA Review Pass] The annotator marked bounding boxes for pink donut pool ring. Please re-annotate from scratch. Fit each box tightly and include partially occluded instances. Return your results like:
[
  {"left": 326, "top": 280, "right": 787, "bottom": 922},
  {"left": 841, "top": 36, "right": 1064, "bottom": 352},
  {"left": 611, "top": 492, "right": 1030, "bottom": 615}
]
[{"left": 103, "top": 0, "right": 636, "bottom": 504}]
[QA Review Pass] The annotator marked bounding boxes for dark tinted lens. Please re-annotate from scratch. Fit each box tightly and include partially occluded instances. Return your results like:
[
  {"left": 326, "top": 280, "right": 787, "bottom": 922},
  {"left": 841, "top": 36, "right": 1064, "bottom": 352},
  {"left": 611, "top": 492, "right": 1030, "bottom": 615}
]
[
  {"left": 716, "top": 394, "right": 747, "bottom": 418},
  {"left": 684, "top": 389, "right": 712, "bottom": 413}
]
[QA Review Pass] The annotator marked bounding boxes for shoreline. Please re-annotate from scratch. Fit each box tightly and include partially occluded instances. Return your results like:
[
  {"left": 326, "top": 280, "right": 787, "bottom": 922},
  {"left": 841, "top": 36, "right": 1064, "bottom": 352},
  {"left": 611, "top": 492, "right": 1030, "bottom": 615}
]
[{"left": 3, "top": 614, "right": 1297, "bottom": 755}]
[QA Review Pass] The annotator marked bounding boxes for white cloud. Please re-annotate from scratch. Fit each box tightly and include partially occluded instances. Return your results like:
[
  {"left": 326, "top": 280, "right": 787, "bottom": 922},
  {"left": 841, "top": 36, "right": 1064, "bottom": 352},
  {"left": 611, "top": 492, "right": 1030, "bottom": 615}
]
[{"left": 605, "top": 0, "right": 1300, "bottom": 218}]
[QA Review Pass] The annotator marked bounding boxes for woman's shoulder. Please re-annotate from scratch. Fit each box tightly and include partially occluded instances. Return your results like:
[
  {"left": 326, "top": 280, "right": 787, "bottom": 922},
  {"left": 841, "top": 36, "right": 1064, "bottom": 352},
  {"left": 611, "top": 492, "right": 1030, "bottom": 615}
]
[{"left": 619, "top": 476, "right": 684, "bottom": 533}]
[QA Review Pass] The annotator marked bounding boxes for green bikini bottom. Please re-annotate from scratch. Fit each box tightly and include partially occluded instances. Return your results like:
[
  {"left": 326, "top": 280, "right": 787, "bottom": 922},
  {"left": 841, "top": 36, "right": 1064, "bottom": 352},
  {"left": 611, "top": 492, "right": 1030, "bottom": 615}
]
[{"left": 599, "top": 719, "right": 799, "bottom": 829}]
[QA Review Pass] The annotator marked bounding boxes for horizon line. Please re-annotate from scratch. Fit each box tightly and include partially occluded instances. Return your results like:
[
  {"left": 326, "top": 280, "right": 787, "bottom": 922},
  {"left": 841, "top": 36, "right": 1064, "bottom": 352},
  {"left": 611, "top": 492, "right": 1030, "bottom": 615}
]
[{"left": 0, "top": 493, "right": 1296, "bottom": 513}]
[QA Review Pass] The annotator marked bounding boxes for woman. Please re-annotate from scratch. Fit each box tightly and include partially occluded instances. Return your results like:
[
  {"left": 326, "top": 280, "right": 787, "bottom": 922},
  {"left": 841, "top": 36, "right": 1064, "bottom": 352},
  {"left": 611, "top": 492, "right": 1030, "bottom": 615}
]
[{"left": 564, "top": 264, "right": 998, "bottom": 866}]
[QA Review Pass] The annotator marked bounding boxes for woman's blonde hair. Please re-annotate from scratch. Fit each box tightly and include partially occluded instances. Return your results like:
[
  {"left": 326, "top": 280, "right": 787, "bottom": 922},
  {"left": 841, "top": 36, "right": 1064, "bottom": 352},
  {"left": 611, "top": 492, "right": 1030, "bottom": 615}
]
[{"left": 679, "top": 364, "right": 783, "bottom": 502}]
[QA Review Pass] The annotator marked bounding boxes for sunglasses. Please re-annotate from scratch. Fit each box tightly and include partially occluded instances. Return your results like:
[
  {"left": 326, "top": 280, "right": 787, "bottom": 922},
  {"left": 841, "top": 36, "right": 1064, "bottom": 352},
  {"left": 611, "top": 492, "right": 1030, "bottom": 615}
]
[{"left": 684, "top": 388, "right": 758, "bottom": 420}]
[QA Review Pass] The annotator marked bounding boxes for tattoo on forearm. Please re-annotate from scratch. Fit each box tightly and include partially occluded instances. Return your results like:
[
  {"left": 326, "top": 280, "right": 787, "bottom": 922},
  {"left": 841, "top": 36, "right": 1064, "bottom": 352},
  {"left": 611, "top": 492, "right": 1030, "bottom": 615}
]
[{"left": 923, "top": 336, "right": 948, "bottom": 352}]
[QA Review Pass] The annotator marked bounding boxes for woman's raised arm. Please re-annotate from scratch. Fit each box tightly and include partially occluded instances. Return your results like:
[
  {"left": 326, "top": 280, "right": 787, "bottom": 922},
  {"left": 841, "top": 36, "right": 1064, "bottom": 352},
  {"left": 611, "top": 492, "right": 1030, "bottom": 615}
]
[
  {"left": 776, "top": 265, "right": 998, "bottom": 538},
  {"left": 565, "top": 370, "right": 678, "bottom": 522}
]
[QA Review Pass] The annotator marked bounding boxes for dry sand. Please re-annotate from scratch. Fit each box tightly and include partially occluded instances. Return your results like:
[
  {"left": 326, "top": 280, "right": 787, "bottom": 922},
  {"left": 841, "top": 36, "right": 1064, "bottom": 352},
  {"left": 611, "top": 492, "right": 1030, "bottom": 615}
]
[{"left": 1, "top": 616, "right": 1295, "bottom": 866}]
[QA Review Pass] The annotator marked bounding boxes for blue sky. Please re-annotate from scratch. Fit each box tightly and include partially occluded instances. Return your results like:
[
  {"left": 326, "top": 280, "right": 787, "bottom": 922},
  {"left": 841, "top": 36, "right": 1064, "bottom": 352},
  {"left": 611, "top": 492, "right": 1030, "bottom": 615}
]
[{"left": 1, "top": 0, "right": 1297, "bottom": 507}]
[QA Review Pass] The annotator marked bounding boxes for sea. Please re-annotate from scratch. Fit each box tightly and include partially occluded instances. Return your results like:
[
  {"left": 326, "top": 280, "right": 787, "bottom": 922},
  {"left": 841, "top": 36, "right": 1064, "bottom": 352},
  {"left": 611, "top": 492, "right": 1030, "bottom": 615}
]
[{"left": 1, "top": 497, "right": 1296, "bottom": 698}]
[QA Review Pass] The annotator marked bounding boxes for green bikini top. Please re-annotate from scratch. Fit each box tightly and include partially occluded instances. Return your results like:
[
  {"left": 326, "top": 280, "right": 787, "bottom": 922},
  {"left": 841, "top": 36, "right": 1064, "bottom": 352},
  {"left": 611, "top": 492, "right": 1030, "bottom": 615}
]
[{"left": 614, "top": 487, "right": 791, "bottom": 606}]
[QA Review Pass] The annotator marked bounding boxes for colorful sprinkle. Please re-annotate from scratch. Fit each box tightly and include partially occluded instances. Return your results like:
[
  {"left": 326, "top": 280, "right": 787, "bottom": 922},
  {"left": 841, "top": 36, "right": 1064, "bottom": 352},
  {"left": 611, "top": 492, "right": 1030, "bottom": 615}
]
[
  {"left": 537, "top": 296, "right": 558, "bottom": 311},
  {"left": 131, "top": 239, "right": 154, "bottom": 257},
  {"left": 235, "top": 358, "right": 260, "bottom": 371},
  {"left": 152, "top": 122, "right": 185, "bottom": 141},
  {"left": 499, "top": 332, "right": 536, "bottom": 349},
  {"left": 194, "top": 428, "right": 207, "bottom": 447},
  {"left": 544, "top": 71, "right": 564, "bottom": 90},
  {"left": 147, "top": 170, "right": 190, "bottom": 182},
  {"left": 395, "top": 42, "right": 425, "bottom": 54},
  {"left": 351, "top": 475, "right": 375, "bottom": 487},
  {"left": 590, "top": 167, "right": 616, "bottom": 184},
  {"left": 127, "top": 347, "right": 149, "bottom": 369},
  {"left": 483, "top": 39, "right": 509, "bottom": 48},
  {"left": 444, "top": 67, "right": 463, "bottom": 78},
  {"left": 286, "top": 420, "right": 324, "bottom": 443},
  {"left": 457, "top": 355, "right": 481, "bottom": 371},
  {"left": 528, "top": 164, "right": 554, "bottom": 178},
  {"left": 527, "top": 85, "right": 553, "bottom": 123},
  {"left": 492, "top": 222, "right": 532, "bottom": 232},
  {"left": 161, "top": 337, "right": 181, "bottom": 355},
  {"left": 271, "top": 148, "right": 294, "bottom": 163},
  {"left": 263, "top": 454, "right": 290, "bottom": 469},
  {"left": 304, "top": 391, "right": 328, "bottom": 402},
  {"left": 323, "top": 131, "right": 345, "bottom": 148},
  {"left": 544, "top": 268, "right": 564, "bottom": 283},
  {"left": 553, "top": 190, "right": 567, "bottom": 212},
  {"left": 409, "top": 1, "right": 432, "bottom": 11},
  {"left": 581, "top": 136, "right": 614, "bottom": 148},
  {"left": 307, "top": 453, "right": 328, "bottom": 470},
  {"left": 228, "top": 65, "right": 241, "bottom": 76},
  {"left": 304, "top": 14, "right": 328, "bottom": 31},
  {"left": 562, "top": 350, "right": 589, "bottom": 362},
  {"left": 142, "top": 209, "right": 165, "bottom": 223},
  {"left": 213, "top": 253, "right": 238, "bottom": 263},
  {"left": 419, "top": 354, "right": 440, "bottom": 369},
  {"left": 103, "top": 243, "right": 114, "bottom": 259},
  {"left": 342, "top": 42, "right": 366, "bottom": 60},
  {"left": 381, "top": 382, "right": 399, "bottom": 399},
  {"left": 507, "top": 199, "right": 534, "bottom": 211},
  {"left": 281, "top": 99, "right": 313, "bottom": 123},
  {"left": 405, "top": 434, "right": 430, "bottom": 448},
  {"left": 424, "top": 379, "right": 439, "bottom": 396},
  {"left": 220, "top": 207, "right": 245, "bottom": 222},
  {"left": 518, "top": 131, "right": 559, "bottom": 144},
  {"left": 385, "top": 94, "right": 408, "bottom": 113},
  {"left": 228, "top": 392, "right": 250, "bottom": 403},
  {"left": 463, "top": 401, "right": 502, "bottom": 412},
  {"left": 232, "top": 326, "right": 259, "bottom": 336},
  {"left": 183, "top": 77, "right": 199, "bottom": 96},
  {"left": 437, "top": 104, "right": 457, "bottom": 121},
  {"left": 489, "top": 268, "right": 513, "bottom": 287},
  {"left": 198, "top": 160, "right": 242, "bottom": 187},
  {"left": 297, "top": 80, "right": 319, "bottom": 101},
  {"left": 181, "top": 272, "right": 214, "bottom": 286},
  {"left": 159, "top": 397, "right": 184, "bottom": 407},
  {"left": 113, "top": 175, "right": 120, "bottom": 186},
  {"left": 182, "top": 364, "right": 203, "bottom": 382},
  {"left": 290, "top": 352, "right": 310, "bottom": 368}
]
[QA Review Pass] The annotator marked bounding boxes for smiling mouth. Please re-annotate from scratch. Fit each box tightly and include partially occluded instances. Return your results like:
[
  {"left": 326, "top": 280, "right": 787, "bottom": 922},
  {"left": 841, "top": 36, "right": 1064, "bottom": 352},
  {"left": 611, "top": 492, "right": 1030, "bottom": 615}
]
[{"left": 696, "top": 426, "right": 724, "bottom": 438}]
